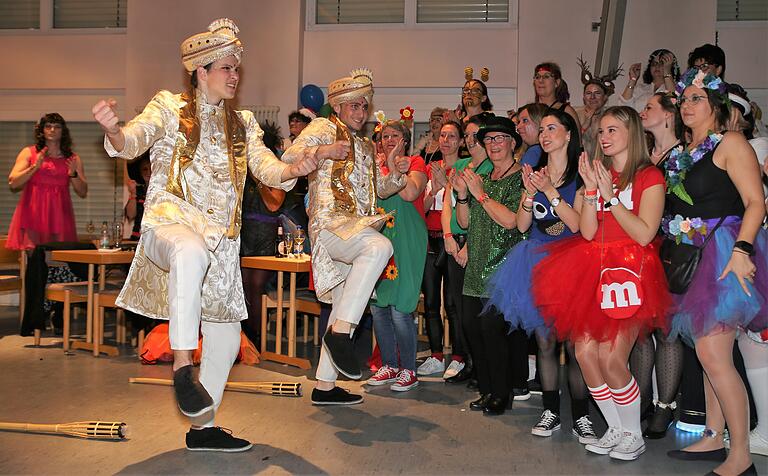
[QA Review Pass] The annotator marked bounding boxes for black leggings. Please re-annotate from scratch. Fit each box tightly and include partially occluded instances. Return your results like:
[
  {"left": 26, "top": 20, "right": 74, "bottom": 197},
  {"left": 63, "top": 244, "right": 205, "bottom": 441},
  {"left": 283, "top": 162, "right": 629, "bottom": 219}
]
[{"left": 422, "top": 237, "right": 464, "bottom": 358}]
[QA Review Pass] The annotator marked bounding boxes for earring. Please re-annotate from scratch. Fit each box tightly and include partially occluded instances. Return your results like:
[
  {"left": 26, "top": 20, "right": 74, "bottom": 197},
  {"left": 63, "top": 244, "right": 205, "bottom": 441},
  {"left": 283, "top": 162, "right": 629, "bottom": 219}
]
[{"left": 665, "top": 120, "right": 669, "bottom": 129}]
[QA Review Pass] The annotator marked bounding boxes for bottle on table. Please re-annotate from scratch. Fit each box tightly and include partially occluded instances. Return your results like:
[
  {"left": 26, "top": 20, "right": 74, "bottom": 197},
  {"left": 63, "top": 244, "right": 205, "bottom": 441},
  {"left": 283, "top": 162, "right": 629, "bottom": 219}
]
[{"left": 275, "top": 225, "right": 284, "bottom": 257}]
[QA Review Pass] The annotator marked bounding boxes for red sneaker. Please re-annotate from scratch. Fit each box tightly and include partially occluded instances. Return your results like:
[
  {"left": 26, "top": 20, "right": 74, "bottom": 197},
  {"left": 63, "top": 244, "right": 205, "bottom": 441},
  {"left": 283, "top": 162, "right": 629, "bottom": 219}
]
[
  {"left": 391, "top": 369, "right": 419, "bottom": 392},
  {"left": 366, "top": 365, "right": 399, "bottom": 386}
]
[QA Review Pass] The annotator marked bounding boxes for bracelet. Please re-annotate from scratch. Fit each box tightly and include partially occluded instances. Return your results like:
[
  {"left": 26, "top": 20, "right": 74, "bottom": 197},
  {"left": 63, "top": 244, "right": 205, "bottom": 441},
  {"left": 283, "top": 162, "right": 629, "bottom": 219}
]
[
  {"left": 663, "top": 73, "right": 672, "bottom": 79},
  {"left": 524, "top": 197, "right": 534, "bottom": 204},
  {"left": 583, "top": 195, "right": 598, "bottom": 205},
  {"left": 525, "top": 190, "right": 536, "bottom": 198},
  {"left": 456, "top": 196, "right": 469, "bottom": 204},
  {"left": 521, "top": 204, "right": 533, "bottom": 212},
  {"left": 732, "top": 248, "right": 750, "bottom": 256},
  {"left": 629, "top": 77, "right": 638, "bottom": 82},
  {"left": 585, "top": 189, "right": 598, "bottom": 197},
  {"left": 734, "top": 240, "right": 755, "bottom": 256},
  {"left": 478, "top": 193, "right": 490, "bottom": 204},
  {"left": 443, "top": 232, "right": 453, "bottom": 239}
]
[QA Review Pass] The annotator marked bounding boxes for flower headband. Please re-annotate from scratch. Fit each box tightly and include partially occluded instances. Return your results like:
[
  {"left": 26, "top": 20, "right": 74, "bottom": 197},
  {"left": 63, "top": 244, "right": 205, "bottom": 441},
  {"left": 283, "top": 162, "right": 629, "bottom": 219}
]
[
  {"left": 675, "top": 68, "right": 727, "bottom": 98},
  {"left": 373, "top": 106, "right": 415, "bottom": 134}
]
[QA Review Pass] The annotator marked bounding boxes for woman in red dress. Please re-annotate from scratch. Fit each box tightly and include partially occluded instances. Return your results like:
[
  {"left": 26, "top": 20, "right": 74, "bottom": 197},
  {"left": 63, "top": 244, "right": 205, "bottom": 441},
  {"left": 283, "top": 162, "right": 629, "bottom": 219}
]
[{"left": 7, "top": 113, "right": 87, "bottom": 250}]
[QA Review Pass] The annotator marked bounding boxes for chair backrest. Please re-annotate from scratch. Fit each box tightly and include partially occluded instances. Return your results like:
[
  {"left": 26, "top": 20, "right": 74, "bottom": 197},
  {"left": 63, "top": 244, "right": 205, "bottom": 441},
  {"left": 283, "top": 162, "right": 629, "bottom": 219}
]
[{"left": 0, "top": 237, "right": 21, "bottom": 269}]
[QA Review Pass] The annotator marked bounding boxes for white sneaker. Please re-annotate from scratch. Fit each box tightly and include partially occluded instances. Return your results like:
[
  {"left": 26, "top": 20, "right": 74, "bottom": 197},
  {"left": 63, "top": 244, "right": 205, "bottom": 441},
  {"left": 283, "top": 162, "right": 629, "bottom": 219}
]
[
  {"left": 416, "top": 356, "right": 444, "bottom": 376},
  {"left": 442, "top": 360, "right": 465, "bottom": 379},
  {"left": 609, "top": 432, "right": 646, "bottom": 461},
  {"left": 585, "top": 427, "right": 623, "bottom": 455},
  {"left": 725, "top": 429, "right": 768, "bottom": 457}
]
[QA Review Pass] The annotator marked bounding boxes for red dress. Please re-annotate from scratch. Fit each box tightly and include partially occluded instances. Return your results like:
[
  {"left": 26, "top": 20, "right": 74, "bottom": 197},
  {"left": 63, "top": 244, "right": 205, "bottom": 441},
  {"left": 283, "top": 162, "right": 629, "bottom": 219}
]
[
  {"left": 6, "top": 146, "right": 78, "bottom": 250},
  {"left": 532, "top": 166, "right": 672, "bottom": 342}
]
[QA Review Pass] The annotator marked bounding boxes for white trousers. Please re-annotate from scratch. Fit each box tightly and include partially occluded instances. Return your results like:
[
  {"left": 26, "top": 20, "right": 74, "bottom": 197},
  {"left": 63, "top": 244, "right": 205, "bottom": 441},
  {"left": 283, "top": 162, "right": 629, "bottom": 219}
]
[
  {"left": 315, "top": 227, "right": 393, "bottom": 383},
  {"left": 143, "top": 224, "right": 241, "bottom": 427}
]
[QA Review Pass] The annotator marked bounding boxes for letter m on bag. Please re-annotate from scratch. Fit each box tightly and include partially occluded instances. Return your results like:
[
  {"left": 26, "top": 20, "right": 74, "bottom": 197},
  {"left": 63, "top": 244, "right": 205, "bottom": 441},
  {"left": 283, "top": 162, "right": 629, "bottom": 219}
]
[{"left": 597, "top": 267, "right": 644, "bottom": 320}]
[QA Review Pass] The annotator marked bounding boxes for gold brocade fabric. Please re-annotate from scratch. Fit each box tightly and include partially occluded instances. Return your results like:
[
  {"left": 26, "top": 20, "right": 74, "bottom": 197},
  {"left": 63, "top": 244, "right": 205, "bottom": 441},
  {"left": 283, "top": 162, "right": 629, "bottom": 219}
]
[
  {"left": 281, "top": 117, "right": 406, "bottom": 302},
  {"left": 103, "top": 89, "right": 293, "bottom": 322}
]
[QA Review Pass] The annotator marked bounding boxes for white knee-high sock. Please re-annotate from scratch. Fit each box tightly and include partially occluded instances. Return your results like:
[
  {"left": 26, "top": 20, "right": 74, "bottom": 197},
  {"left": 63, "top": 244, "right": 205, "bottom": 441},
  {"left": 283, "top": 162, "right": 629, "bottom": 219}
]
[
  {"left": 739, "top": 334, "right": 768, "bottom": 441},
  {"left": 612, "top": 377, "right": 642, "bottom": 434},
  {"left": 589, "top": 383, "right": 622, "bottom": 430}
]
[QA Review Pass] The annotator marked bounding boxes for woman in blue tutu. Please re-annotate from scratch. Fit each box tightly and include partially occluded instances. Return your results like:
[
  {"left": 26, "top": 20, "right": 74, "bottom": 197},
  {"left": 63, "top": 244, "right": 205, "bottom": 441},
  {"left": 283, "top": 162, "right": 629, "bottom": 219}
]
[
  {"left": 484, "top": 109, "right": 596, "bottom": 442},
  {"left": 665, "top": 69, "right": 767, "bottom": 476}
]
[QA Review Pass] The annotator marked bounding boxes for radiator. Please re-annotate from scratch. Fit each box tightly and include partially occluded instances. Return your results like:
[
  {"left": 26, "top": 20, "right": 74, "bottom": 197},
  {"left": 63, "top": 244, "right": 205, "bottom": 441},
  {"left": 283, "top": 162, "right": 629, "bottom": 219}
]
[{"left": 244, "top": 105, "right": 281, "bottom": 125}]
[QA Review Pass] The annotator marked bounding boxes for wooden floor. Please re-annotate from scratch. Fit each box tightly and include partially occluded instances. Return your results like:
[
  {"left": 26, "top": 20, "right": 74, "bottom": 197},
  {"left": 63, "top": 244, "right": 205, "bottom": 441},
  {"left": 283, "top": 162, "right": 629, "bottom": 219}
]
[{"left": 0, "top": 306, "right": 765, "bottom": 475}]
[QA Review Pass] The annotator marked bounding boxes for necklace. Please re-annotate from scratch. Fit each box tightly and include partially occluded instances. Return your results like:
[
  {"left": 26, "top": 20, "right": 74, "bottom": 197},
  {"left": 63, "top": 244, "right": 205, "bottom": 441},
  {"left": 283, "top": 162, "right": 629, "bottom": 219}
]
[
  {"left": 665, "top": 132, "right": 722, "bottom": 205},
  {"left": 491, "top": 161, "right": 516, "bottom": 180}
]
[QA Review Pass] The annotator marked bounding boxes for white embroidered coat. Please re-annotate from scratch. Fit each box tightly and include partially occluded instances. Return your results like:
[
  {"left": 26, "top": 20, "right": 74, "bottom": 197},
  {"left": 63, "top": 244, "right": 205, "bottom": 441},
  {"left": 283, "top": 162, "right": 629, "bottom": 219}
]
[
  {"left": 104, "top": 90, "right": 295, "bottom": 323},
  {"left": 281, "top": 117, "right": 405, "bottom": 302}
]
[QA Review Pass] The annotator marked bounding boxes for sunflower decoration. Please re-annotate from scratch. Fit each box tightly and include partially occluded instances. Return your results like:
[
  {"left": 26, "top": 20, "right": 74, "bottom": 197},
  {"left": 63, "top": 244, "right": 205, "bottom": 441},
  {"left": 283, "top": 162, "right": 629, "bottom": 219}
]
[
  {"left": 384, "top": 263, "right": 399, "bottom": 280},
  {"left": 376, "top": 206, "right": 386, "bottom": 215},
  {"left": 385, "top": 214, "right": 395, "bottom": 228}
]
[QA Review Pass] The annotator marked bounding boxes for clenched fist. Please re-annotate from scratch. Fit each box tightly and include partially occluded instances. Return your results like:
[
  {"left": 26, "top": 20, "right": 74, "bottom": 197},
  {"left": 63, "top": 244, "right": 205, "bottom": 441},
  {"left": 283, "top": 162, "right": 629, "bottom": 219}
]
[{"left": 92, "top": 99, "right": 121, "bottom": 135}]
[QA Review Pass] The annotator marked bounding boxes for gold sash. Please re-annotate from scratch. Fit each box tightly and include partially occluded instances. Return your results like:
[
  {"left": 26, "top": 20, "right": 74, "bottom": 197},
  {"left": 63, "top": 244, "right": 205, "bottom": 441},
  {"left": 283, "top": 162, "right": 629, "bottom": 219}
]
[{"left": 166, "top": 90, "right": 248, "bottom": 239}]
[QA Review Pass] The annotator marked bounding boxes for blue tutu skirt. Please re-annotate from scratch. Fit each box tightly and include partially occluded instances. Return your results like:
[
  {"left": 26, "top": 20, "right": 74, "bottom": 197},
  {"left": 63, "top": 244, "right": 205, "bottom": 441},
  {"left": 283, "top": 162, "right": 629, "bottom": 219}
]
[
  {"left": 483, "top": 238, "right": 549, "bottom": 335},
  {"left": 670, "top": 219, "right": 768, "bottom": 345}
]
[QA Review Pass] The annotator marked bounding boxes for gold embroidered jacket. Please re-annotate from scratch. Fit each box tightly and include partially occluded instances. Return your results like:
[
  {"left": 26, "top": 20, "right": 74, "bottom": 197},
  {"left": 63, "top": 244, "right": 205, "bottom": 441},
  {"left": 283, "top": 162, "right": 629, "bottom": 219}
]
[
  {"left": 281, "top": 116, "right": 405, "bottom": 302},
  {"left": 104, "top": 89, "right": 294, "bottom": 322}
]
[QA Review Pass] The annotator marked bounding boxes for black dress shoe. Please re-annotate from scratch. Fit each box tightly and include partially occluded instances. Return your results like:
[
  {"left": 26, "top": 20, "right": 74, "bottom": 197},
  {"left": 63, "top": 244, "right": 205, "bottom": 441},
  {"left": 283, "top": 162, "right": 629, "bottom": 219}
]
[
  {"left": 643, "top": 406, "right": 674, "bottom": 439},
  {"left": 469, "top": 394, "right": 491, "bottom": 411},
  {"left": 667, "top": 447, "right": 727, "bottom": 462},
  {"left": 445, "top": 365, "right": 473, "bottom": 383},
  {"left": 483, "top": 395, "right": 509, "bottom": 415},
  {"left": 705, "top": 463, "right": 757, "bottom": 476}
]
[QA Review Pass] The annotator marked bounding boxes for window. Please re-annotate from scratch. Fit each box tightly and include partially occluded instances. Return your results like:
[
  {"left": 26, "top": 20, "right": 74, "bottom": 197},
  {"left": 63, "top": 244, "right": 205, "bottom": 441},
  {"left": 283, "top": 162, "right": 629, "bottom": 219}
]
[
  {"left": 0, "top": 0, "right": 40, "bottom": 29},
  {"left": 54, "top": 0, "right": 127, "bottom": 28},
  {"left": 309, "top": 0, "right": 516, "bottom": 27},
  {"left": 417, "top": 0, "right": 509, "bottom": 23},
  {"left": 0, "top": 121, "right": 125, "bottom": 238},
  {"left": 0, "top": 0, "right": 127, "bottom": 30},
  {"left": 717, "top": 0, "right": 768, "bottom": 21},
  {"left": 316, "top": 0, "right": 405, "bottom": 24}
]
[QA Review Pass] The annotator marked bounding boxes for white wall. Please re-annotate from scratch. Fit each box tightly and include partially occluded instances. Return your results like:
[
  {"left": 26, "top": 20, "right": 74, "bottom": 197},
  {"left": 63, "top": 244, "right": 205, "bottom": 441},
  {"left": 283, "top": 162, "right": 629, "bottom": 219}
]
[{"left": 0, "top": 1, "right": 765, "bottom": 126}]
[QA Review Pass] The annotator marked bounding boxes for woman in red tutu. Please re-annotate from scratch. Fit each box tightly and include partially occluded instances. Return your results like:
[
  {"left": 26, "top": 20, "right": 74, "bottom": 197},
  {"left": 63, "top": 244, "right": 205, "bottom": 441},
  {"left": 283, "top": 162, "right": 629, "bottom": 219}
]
[
  {"left": 7, "top": 113, "right": 87, "bottom": 250},
  {"left": 532, "top": 106, "right": 671, "bottom": 461}
]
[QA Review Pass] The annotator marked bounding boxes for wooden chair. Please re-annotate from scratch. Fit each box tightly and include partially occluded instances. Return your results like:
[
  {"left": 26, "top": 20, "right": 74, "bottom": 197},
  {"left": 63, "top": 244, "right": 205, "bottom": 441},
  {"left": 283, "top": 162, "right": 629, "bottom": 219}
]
[
  {"left": 94, "top": 290, "right": 140, "bottom": 357},
  {"left": 44, "top": 283, "right": 88, "bottom": 351},
  {"left": 0, "top": 237, "right": 25, "bottom": 322},
  {"left": 261, "top": 288, "right": 322, "bottom": 351}
]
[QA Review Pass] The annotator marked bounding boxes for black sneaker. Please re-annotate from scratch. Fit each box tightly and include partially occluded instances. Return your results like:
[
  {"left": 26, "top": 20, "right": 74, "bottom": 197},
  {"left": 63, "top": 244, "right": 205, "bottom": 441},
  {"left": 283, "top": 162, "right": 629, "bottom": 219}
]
[
  {"left": 185, "top": 427, "right": 252, "bottom": 452},
  {"left": 512, "top": 387, "right": 531, "bottom": 401},
  {"left": 532, "top": 410, "right": 561, "bottom": 437},
  {"left": 322, "top": 329, "right": 362, "bottom": 379},
  {"left": 527, "top": 379, "right": 543, "bottom": 396},
  {"left": 173, "top": 365, "right": 214, "bottom": 417},
  {"left": 311, "top": 386, "right": 363, "bottom": 405}
]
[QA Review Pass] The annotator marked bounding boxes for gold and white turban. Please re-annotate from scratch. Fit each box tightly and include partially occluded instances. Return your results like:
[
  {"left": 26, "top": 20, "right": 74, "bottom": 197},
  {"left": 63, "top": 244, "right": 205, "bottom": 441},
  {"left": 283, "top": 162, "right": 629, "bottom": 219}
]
[
  {"left": 181, "top": 18, "right": 243, "bottom": 73},
  {"left": 327, "top": 68, "right": 374, "bottom": 108}
]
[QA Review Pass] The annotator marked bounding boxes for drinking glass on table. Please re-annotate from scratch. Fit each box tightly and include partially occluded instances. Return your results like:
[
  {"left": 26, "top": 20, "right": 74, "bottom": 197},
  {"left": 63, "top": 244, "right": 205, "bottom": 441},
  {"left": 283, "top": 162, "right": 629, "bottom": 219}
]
[
  {"left": 283, "top": 232, "right": 294, "bottom": 258},
  {"left": 113, "top": 222, "right": 123, "bottom": 248},
  {"left": 294, "top": 227, "right": 306, "bottom": 257}
]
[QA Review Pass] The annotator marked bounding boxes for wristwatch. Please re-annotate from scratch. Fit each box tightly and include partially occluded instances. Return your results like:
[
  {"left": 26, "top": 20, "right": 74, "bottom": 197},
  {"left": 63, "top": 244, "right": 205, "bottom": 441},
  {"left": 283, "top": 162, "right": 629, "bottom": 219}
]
[
  {"left": 550, "top": 196, "right": 562, "bottom": 207},
  {"left": 603, "top": 196, "right": 620, "bottom": 208}
]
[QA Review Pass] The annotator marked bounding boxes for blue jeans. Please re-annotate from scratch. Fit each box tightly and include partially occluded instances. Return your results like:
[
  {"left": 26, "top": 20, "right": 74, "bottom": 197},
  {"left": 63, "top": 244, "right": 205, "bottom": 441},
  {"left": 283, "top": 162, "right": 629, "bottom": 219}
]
[{"left": 370, "top": 305, "right": 417, "bottom": 372}]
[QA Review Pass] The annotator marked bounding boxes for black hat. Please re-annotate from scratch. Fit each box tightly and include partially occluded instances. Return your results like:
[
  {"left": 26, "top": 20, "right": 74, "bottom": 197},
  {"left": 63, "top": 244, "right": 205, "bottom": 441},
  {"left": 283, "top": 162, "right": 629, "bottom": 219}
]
[{"left": 476, "top": 115, "right": 522, "bottom": 150}]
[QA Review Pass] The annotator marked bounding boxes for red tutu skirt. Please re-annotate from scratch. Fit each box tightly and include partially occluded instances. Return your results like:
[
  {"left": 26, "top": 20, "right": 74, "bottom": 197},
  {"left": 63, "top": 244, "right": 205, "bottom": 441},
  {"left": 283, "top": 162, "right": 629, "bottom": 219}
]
[{"left": 532, "top": 236, "right": 672, "bottom": 343}]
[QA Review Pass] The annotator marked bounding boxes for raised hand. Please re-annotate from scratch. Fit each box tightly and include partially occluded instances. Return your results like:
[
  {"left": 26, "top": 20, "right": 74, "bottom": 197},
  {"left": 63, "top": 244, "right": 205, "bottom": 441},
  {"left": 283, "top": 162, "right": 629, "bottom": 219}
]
[
  {"left": 578, "top": 152, "right": 597, "bottom": 189},
  {"left": 530, "top": 166, "right": 555, "bottom": 195},
  {"left": 521, "top": 163, "right": 537, "bottom": 196},
  {"left": 449, "top": 170, "right": 468, "bottom": 197},
  {"left": 593, "top": 159, "right": 615, "bottom": 201},
  {"left": 92, "top": 99, "right": 120, "bottom": 135},
  {"left": 660, "top": 52, "right": 675, "bottom": 75},
  {"left": 628, "top": 63, "right": 642, "bottom": 81},
  {"left": 431, "top": 162, "right": 448, "bottom": 191},
  {"left": 462, "top": 169, "right": 484, "bottom": 199}
]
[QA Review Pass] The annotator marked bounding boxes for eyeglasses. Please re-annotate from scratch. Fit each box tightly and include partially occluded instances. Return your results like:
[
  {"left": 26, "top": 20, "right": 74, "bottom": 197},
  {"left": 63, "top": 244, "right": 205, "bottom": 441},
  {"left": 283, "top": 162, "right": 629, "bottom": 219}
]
[
  {"left": 692, "top": 62, "right": 713, "bottom": 71},
  {"left": 461, "top": 87, "right": 483, "bottom": 96},
  {"left": 534, "top": 73, "right": 554, "bottom": 81},
  {"left": 679, "top": 94, "right": 707, "bottom": 106},
  {"left": 482, "top": 134, "right": 511, "bottom": 144}
]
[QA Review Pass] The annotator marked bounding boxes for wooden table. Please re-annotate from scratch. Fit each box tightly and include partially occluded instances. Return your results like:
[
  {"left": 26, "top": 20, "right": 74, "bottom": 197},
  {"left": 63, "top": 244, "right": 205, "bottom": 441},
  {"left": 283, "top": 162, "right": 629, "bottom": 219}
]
[
  {"left": 50, "top": 249, "right": 134, "bottom": 356},
  {"left": 241, "top": 255, "right": 311, "bottom": 369}
]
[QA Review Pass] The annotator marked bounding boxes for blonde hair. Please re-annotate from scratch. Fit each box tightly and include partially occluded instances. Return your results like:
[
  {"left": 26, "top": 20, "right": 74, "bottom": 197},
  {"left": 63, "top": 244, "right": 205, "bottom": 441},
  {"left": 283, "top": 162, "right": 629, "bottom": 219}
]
[{"left": 594, "top": 106, "right": 652, "bottom": 190}]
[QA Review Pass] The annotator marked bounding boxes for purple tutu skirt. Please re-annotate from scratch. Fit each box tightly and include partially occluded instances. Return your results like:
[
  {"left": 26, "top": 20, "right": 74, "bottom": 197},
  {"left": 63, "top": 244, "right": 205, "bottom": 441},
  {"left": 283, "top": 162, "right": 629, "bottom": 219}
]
[{"left": 670, "top": 218, "right": 768, "bottom": 345}]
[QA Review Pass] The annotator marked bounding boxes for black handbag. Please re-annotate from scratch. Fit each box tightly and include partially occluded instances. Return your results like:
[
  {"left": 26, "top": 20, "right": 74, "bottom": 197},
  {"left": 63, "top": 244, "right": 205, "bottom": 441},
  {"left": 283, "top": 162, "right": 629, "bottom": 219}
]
[{"left": 659, "top": 215, "right": 726, "bottom": 294}]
